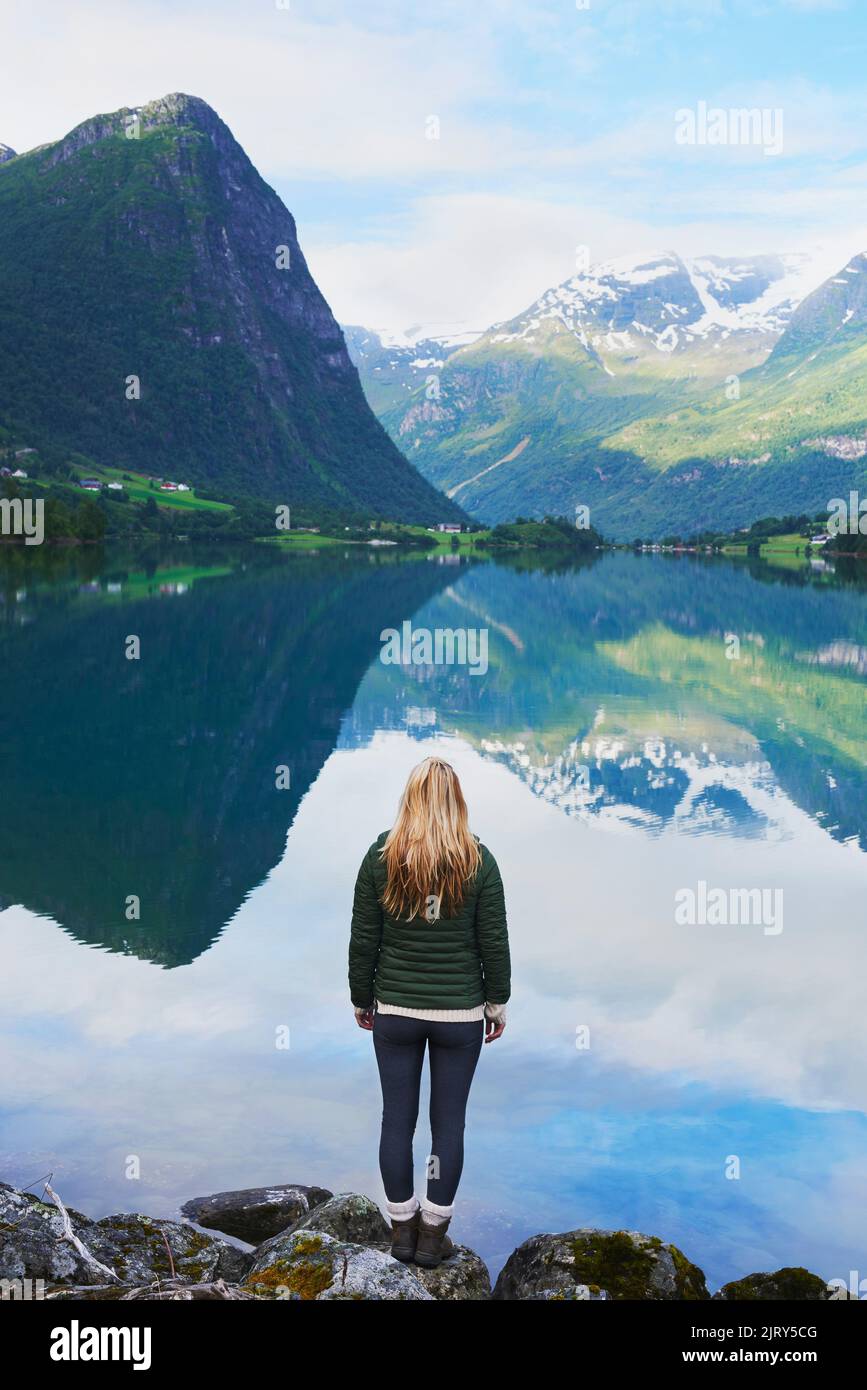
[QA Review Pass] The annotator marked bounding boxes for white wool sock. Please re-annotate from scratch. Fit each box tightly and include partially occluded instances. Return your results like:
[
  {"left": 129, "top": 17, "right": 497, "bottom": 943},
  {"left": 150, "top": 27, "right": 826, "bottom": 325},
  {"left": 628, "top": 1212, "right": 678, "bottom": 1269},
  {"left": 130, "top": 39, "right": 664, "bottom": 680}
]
[
  {"left": 386, "top": 1195, "right": 420, "bottom": 1223},
  {"left": 420, "top": 1196, "right": 453, "bottom": 1225}
]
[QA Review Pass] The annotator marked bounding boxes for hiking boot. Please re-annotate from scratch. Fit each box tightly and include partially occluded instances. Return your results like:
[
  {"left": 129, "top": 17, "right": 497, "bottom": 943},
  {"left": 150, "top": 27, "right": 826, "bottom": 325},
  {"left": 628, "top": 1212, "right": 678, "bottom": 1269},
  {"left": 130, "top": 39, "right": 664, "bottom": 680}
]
[
  {"left": 414, "top": 1215, "right": 455, "bottom": 1268},
  {"left": 390, "top": 1209, "right": 420, "bottom": 1262}
]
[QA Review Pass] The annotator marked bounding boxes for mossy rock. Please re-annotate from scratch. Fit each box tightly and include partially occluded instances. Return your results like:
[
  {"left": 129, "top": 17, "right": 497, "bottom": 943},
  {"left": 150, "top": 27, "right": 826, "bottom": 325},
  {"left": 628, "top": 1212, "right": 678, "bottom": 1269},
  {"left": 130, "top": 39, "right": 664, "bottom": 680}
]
[
  {"left": 87, "top": 1213, "right": 250, "bottom": 1286},
  {"left": 0, "top": 1184, "right": 104, "bottom": 1285},
  {"left": 243, "top": 1229, "right": 432, "bottom": 1301},
  {"left": 493, "top": 1227, "right": 709, "bottom": 1301},
  {"left": 369, "top": 1240, "right": 493, "bottom": 1300},
  {"left": 288, "top": 1193, "right": 390, "bottom": 1247},
  {"left": 0, "top": 1184, "right": 247, "bottom": 1290},
  {"left": 714, "top": 1267, "right": 850, "bottom": 1301}
]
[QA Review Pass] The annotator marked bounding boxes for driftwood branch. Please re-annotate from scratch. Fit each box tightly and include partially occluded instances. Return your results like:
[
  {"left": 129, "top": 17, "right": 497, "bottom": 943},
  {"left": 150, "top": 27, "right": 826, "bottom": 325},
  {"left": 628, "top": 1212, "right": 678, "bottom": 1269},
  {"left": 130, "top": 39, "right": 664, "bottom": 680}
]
[
  {"left": 43, "top": 1181, "right": 122, "bottom": 1284},
  {"left": 48, "top": 1278, "right": 257, "bottom": 1301},
  {"left": 160, "top": 1228, "right": 177, "bottom": 1280}
]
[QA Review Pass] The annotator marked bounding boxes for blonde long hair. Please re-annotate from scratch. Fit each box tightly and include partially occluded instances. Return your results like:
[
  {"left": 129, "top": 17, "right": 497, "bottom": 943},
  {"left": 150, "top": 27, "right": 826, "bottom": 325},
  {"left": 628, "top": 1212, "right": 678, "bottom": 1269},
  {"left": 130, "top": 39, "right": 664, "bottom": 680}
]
[{"left": 381, "top": 758, "right": 481, "bottom": 921}]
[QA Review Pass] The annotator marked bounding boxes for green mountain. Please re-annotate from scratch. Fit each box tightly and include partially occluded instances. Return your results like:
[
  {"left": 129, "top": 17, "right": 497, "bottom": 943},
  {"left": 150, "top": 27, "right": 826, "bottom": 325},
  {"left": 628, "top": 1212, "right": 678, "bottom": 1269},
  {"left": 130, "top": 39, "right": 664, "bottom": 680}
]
[
  {"left": 0, "top": 94, "right": 462, "bottom": 524},
  {"left": 348, "top": 250, "right": 866, "bottom": 538},
  {"left": 614, "top": 252, "right": 867, "bottom": 470}
]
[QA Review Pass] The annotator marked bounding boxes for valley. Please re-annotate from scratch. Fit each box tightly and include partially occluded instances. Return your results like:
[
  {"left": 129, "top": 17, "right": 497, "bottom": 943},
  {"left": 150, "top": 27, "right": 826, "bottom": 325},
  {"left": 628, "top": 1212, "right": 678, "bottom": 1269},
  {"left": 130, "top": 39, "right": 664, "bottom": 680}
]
[{"left": 346, "top": 249, "right": 867, "bottom": 539}]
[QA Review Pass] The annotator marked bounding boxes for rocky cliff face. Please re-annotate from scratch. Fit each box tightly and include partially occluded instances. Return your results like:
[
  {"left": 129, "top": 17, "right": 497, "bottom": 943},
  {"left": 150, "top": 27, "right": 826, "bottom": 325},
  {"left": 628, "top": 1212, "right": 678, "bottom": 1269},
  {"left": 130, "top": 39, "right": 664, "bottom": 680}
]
[{"left": 0, "top": 94, "right": 461, "bottom": 522}]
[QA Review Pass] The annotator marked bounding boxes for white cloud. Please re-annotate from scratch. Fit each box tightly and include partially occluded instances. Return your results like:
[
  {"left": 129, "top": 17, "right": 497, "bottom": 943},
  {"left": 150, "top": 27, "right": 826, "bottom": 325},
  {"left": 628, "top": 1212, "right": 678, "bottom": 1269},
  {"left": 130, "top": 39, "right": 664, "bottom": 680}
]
[
  {"left": 3, "top": 730, "right": 866, "bottom": 1126},
  {"left": 0, "top": 2, "right": 538, "bottom": 179},
  {"left": 308, "top": 189, "right": 865, "bottom": 333},
  {"left": 2, "top": 1, "right": 865, "bottom": 334},
  {"left": 312, "top": 195, "right": 563, "bottom": 331}
]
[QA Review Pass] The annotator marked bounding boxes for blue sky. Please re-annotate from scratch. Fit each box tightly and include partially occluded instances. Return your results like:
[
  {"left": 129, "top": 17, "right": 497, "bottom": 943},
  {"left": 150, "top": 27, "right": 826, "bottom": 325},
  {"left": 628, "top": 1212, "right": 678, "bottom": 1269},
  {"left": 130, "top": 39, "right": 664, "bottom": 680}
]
[{"left": 2, "top": 0, "right": 866, "bottom": 331}]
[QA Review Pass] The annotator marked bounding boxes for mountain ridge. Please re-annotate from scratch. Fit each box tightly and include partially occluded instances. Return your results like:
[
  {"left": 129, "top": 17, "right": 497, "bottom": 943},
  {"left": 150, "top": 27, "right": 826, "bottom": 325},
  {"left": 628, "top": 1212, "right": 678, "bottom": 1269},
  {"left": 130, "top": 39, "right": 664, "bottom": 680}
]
[
  {"left": 346, "top": 246, "right": 867, "bottom": 537},
  {"left": 0, "top": 93, "right": 463, "bottom": 524}
]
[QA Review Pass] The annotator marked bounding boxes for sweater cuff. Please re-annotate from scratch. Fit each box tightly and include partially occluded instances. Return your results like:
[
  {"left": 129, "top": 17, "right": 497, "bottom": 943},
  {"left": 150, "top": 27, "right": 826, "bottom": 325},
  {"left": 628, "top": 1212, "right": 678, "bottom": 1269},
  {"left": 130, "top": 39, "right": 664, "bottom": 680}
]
[
  {"left": 484, "top": 1001, "right": 507, "bottom": 1023},
  {"left": 354, "top": 1004, "right": 373, "bottom": 1017}
]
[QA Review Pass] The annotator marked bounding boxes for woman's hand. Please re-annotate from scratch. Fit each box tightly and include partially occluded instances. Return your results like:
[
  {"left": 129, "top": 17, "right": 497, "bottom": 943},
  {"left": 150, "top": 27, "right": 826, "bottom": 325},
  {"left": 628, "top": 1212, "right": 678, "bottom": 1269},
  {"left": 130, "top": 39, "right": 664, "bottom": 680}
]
[
  {"left": 354, "top": 1007, "right": 375, "bottom": 1031},
  {"left": 484, "top": 1016, "right": 505, "bottom": 1044}
]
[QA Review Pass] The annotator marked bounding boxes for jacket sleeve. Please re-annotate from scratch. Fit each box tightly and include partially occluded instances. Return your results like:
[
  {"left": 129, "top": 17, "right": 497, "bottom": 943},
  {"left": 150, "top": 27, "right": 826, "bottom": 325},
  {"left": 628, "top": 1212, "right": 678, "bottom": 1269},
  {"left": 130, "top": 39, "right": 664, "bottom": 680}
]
[
  {"left": 348, "top": 847, "right": 383, "bottom": 1009},
  {"left": 475, "top": 853, "right": 511, "bottom": 1005}
]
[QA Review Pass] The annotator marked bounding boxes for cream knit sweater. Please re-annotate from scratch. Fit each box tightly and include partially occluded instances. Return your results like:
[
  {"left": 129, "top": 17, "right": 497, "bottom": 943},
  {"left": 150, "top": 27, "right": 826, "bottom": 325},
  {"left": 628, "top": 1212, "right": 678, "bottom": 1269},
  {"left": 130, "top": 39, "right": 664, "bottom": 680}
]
[{"left": 354, "top": 1000, "right": 507, "bottom": 1023}]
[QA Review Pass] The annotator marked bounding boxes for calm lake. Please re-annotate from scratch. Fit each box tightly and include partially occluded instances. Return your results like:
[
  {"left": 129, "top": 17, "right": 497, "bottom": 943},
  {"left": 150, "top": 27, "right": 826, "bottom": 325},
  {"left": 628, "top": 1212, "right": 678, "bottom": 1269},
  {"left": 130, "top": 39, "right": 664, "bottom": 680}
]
[{"left": 1, "top": 542, "right": 866, "bottom": 1289}]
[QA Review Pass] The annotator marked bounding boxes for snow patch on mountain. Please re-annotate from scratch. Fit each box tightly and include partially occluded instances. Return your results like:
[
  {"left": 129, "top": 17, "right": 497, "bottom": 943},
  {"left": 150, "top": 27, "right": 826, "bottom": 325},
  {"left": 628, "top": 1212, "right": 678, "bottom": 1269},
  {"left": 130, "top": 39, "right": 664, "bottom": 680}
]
[
  {"left": 373, "top": 322, "right": 484, "bottom": 351},
  {"left": 487, "top": 248, "right": 843, "bottom": 359}
]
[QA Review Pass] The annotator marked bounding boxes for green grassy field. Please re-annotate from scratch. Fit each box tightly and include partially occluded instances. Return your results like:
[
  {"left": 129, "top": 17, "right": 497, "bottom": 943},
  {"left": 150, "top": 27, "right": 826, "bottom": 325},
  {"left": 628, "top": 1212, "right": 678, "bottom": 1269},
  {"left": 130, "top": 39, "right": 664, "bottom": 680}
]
[
  {"left": 374, "top": 523, "right": 493, "bottom": 550},
  {"left": 721, "top": 532, "right": 818, "bottom": 562},
  {"left": 263, "top": 532, "right": 359, "bottom": 549},
  {"left": 69, "top": 463, "right": 234, "bottom": 512},
  {"left": 265, "top": 524, "right": 493, "bottom": 552}
]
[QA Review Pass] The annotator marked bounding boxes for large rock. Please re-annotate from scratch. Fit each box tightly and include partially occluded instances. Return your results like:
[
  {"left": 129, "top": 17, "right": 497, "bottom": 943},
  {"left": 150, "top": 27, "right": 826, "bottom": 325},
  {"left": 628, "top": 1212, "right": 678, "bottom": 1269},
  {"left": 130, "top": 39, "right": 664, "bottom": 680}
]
[
  {"left": 0, "top": 1184, "right": 246, "bottom": 1289},
  {"left": 0, "top": 1184, "right": 103, "bottom": 1286},
  {"left": 181, "top": 1183, "right": 332, "bottom": 1244},
  {"left": 291, "top": 1193, "right": 390, "bottom": 1246},
  {"left": 409, "top": 1244, "right": 492, "bottom": 1301},
  {"left": 291, "top": 1194, "right": 490, "bottom": 1298},
  {"left": 494, "top": 1228, "right": 709, "bottom": 1301},
  {"left": 714, "top": 1268, "right": 855, "bottom": 1301},
  {"left": 86, "top": 1214, "right": 249, "bottom": 1285},
  {"left": 243, "top": 1229, "right": 432, "bottom": 1301}
]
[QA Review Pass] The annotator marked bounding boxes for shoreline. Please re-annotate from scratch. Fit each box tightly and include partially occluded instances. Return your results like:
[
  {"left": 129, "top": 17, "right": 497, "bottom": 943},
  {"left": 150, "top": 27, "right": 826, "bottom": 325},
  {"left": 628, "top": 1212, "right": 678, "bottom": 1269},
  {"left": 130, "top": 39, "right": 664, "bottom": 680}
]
[{"left": 1, "top": 1178, "right": 856, "bottom": 1302}]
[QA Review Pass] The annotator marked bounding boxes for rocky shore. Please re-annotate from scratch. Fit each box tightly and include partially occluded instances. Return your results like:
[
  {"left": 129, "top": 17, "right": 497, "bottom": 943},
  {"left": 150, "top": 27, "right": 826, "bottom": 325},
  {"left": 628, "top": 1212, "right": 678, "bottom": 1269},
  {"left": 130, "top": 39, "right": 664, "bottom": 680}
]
[{"left": 0, "top": 1179, "right": 852, "bottom": 1301}]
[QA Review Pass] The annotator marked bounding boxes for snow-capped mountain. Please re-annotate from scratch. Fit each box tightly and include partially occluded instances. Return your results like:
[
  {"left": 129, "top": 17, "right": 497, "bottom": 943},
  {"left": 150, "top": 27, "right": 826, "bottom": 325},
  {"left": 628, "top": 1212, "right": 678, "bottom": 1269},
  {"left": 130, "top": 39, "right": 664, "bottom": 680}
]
[
  {"left": 0, "top": 144, "right": 17, "bottom": 164},
  {"left": 346, "top": 249, "right": 838, "bottom": 402},
  {"left": 346, "top": 244, "right": 867, "bottom": 537},
  {"left": 486, "top": 249, "right": 839, "bottom": 366},
  {"left": 764, "top": 249, "right": 867, "bottom": 365},
  {"left": 343, "top": 322, "right": 484, "bottom": 415},
  {"left": 367, "top": 321, "right": 484, "bottom": 351}
]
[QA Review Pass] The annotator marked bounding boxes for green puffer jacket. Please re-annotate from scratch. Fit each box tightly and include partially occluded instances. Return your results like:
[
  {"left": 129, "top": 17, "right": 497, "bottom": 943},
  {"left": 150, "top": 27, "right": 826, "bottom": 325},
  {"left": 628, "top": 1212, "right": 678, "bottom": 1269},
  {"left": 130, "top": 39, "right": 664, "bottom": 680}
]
[{"left": 348, "top": 831, "right": 511, "bottom": 1011}]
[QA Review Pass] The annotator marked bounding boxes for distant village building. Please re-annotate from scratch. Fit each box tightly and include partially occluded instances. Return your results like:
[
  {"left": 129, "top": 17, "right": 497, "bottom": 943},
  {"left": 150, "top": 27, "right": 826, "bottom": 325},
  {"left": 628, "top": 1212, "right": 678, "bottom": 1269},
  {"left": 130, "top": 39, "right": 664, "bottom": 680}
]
[
  {"left": 80, "top": 479, "right": 101, "bottom": 490},
  {"left": 107, "top": 481, "right": 124, "bottom": 491},
  {"left": 437, "top": 522, "right": 461, "bottom": 533},
  {"left": 160, "top": 482, "right": 178, "bottom": 491},
  {"left": 176, "top": 483, "right": 190, "bottom": 492},
  {"left": 11, "top": 468, "right": 28, "bottom": 479}
]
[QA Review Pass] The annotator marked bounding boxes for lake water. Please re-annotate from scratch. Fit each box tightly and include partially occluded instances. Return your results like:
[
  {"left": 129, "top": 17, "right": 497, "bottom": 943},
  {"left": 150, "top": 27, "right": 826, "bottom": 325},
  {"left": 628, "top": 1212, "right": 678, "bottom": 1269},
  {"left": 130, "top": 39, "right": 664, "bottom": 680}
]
[{"left": 1, "top": 542, "right": 866, "bottom": 1290}]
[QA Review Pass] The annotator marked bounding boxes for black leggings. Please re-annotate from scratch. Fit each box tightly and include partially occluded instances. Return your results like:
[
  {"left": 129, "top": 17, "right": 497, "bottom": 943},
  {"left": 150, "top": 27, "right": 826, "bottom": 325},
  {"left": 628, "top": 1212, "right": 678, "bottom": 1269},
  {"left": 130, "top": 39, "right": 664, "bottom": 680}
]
[{"left": 372, "top": 1011, "right": 484, "bottom": 1207}]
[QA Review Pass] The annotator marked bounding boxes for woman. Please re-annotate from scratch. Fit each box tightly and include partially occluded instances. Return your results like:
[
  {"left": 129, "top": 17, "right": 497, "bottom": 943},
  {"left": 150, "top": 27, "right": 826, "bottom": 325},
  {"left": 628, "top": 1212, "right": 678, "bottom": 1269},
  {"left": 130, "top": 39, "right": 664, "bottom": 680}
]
[{"left": 349, "top": 757, "right": 510, "bottom": 1269}]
